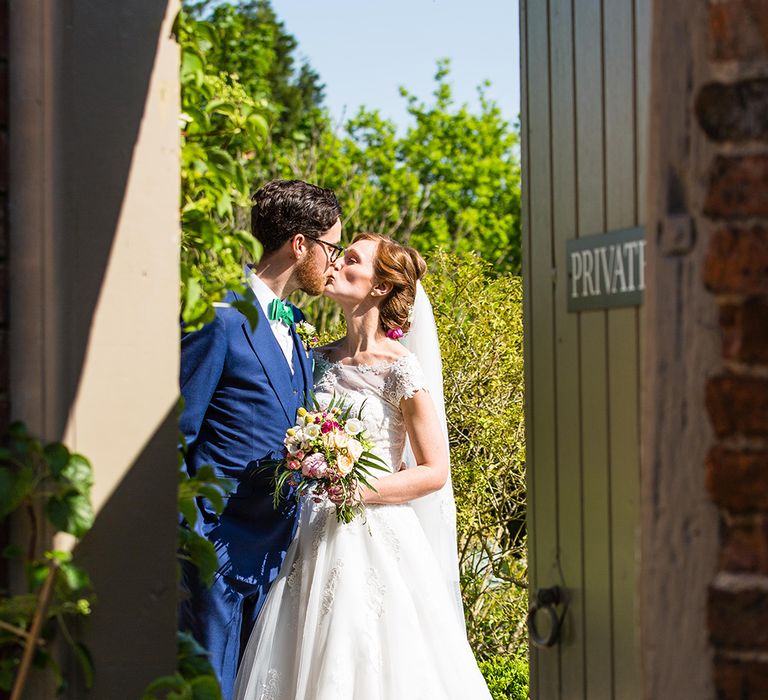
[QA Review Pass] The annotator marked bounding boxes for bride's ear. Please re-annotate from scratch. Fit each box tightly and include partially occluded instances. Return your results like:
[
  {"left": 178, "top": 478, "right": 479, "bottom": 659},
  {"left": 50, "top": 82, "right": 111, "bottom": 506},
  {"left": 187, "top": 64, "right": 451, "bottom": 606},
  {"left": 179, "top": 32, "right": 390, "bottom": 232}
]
[{"left": 371, "top": 281, "right": 392, "bottom": 297}]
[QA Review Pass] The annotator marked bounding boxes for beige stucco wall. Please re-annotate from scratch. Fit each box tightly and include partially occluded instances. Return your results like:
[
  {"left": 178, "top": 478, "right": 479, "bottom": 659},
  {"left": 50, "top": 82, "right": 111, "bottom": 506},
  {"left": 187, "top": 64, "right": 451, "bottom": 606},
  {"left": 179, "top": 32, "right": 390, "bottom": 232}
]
[{"left": 9, "top": 0, "right": 181, "bottom": 696}]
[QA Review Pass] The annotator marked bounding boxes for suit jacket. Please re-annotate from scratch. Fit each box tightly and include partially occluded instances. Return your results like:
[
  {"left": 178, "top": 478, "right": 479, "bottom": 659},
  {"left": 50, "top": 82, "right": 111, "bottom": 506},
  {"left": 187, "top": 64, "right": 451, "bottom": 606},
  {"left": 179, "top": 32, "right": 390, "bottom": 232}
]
[{"left": 180, "top": 284, "right": 313, "bottom": 586}]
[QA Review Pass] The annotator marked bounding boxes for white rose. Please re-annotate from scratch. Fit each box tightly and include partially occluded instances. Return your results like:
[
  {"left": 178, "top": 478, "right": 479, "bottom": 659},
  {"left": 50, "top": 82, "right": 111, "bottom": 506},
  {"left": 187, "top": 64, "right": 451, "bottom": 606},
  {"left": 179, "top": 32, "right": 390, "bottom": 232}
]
[
  {"left": 347, "top": 438, "right": 364, "bottom": 462},
  {"left": 333, "top": 431, "right": 350, "bottom": 450},
  {"left": 344, "top": 419, "right": 364, "bottom": 436},
  {"left": 336, "top": 452, "right": 355, "bottom": 476}
]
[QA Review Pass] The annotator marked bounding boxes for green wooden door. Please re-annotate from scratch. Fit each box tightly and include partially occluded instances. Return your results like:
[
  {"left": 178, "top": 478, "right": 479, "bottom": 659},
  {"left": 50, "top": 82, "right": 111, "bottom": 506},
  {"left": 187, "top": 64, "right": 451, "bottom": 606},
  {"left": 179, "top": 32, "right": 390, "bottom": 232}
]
[{"left": 521, "top": 0, "right": 650, "bottom": 697}]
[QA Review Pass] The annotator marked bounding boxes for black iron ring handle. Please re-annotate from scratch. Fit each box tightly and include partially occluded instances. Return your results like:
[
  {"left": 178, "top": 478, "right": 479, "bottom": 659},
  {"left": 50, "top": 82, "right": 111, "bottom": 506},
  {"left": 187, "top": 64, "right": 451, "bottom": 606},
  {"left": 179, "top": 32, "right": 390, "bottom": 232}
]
[{"left": 527, "top": 586, "right": 564, "bottom": 648}]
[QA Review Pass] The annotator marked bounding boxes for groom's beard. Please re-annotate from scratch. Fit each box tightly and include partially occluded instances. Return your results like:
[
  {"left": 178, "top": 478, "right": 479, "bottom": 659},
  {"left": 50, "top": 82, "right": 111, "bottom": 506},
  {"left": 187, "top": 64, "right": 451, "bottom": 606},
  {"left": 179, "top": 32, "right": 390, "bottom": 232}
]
[{"left": 295, "top": 255, "right": 328, "bottom": 296}]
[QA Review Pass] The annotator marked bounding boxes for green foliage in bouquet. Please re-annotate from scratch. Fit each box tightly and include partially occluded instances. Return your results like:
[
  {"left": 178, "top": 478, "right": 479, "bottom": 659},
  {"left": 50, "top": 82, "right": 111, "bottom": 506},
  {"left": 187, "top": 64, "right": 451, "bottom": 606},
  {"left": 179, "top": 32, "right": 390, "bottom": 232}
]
[
  {"left": 423, "top": 251, "right": 527, "bottom": 661},
  {"left": 0, "top": 422, "right": 95, "bottom": 695}
]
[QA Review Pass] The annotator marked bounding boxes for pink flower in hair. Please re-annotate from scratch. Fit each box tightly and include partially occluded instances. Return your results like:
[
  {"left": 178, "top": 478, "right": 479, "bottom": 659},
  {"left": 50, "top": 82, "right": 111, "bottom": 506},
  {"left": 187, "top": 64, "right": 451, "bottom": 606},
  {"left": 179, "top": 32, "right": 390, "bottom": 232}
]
[{"left": 386, "top": 327, "right": 404, "bottom": 340}]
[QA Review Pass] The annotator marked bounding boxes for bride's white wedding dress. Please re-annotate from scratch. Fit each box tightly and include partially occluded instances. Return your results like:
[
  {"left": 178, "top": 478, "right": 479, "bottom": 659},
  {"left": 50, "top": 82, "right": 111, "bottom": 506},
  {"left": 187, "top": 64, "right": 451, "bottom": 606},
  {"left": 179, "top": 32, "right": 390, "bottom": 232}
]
[{"left": 233, "top": 352, "right": 491, "bottom": 700}]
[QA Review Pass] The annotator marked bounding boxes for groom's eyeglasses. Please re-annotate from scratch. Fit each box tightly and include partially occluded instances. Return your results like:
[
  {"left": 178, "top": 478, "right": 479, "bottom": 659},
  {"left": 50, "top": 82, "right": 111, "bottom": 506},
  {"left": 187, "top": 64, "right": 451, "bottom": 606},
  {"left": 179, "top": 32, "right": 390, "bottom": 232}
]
[{"left": 303, "top": 234, "right": 344, "bottom": 264}]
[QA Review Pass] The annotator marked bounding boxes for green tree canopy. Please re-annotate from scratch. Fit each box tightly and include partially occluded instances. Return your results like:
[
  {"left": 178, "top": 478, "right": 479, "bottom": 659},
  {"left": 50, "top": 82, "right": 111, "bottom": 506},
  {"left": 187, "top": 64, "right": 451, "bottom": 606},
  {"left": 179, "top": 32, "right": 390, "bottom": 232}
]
[{"left": 269, "top": 60, "right": 522, "bottom": 276}]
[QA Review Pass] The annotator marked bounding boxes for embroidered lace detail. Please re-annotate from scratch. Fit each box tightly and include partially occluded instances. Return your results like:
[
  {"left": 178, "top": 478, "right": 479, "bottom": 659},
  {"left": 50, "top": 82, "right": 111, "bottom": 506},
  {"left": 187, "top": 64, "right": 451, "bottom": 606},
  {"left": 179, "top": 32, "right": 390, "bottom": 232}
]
[
  {"left": 286, "top": 561, "right": 301, "bottom": 591},
  {"left": 311, "top": 508, "right": 329, "bottom": 557},
  {"left": 375, "top": 514, "right": 401, "bottom": 561},
  {"left": 366, "top": 567, "right": 386, "bottom": 620},
  {"left": 320, "top": 560, "right": 344, "bottom": 618},
  {"left": 382, "top": 353, "right": 427, "bottom": 404},
  {"left": 258, "top": 669, "right": 280, "bottom": 700}
]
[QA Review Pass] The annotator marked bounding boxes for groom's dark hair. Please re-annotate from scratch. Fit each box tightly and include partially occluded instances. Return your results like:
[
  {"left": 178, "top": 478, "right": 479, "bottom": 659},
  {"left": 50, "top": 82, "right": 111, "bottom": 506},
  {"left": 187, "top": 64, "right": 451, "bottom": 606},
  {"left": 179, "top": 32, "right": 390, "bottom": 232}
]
[{"left": 251, "top": 180, "right": 342, "bottom": 254}]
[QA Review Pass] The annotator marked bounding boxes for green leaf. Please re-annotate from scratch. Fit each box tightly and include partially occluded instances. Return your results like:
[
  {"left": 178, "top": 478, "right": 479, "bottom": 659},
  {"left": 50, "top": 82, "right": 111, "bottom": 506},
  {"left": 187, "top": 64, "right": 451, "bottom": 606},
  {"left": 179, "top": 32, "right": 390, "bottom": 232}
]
[
  {"left": 46, "top": 492, "right": 95, "bottom": 538},
  {"left": 230, "top": 300, "right": 259, "bottom": 333},
  {"left": 44, "top": 442, "right": 70, "bottom": 477},
  {"left": 0, "top": 465, "right": 34, "bottom": 519},
  {"left": 60, "top": 453, "right": 94, "bottom": 492},
  {"left": 189, "top": 676, "right": 222, "bottom": 700},
  {"left": 59, "top": 561, "right": 91, "bottom": 591},
  {"left": 184, "top": 532, "right": 219, "bottom": 588}
]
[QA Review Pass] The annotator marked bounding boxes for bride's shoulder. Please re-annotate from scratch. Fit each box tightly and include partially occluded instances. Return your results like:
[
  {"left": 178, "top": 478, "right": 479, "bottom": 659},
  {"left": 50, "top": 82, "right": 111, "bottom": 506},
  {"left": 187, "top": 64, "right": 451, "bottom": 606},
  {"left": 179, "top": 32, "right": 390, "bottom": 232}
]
[{"left": 382, "top": 351, "right": 427, "bottom": 404}]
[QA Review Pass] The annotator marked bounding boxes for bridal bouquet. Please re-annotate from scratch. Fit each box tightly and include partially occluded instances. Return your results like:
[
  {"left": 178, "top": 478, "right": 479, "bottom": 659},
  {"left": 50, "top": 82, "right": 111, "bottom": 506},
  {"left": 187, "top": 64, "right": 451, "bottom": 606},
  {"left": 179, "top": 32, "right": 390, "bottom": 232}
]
[{"left": 273, "top": 396, "right": 388, "bottom": 523}]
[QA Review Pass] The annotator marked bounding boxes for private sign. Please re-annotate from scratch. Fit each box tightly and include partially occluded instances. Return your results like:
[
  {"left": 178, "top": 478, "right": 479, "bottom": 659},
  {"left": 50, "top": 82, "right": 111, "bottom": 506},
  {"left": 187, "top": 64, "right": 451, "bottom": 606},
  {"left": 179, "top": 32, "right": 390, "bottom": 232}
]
[{"left": 566, "top": 227, "right": 645, "bottom": 311}]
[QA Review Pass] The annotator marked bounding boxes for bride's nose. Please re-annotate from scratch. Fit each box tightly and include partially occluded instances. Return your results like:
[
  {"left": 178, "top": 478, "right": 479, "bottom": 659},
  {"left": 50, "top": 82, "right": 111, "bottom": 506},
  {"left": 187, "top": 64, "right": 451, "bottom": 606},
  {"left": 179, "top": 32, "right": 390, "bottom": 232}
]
[{"left": 332, "top": 257, "right": 345, "bottom": 271}]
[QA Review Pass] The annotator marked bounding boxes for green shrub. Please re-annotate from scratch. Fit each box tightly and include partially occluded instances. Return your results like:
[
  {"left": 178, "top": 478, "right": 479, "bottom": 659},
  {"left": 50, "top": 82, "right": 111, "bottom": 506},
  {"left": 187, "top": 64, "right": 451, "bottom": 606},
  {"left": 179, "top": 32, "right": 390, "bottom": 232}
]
[
  {"left": 479, "top": 655, "right": 529, "bottom": 700},
  {"left": 424, "top": 251, "right": 527, "bottom": 660}
]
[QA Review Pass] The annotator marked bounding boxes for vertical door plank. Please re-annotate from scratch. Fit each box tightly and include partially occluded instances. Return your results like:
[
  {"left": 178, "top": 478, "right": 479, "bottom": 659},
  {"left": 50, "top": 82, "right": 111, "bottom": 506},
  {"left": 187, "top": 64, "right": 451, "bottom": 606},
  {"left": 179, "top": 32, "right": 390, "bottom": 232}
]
[
  {"left": 519, "top": 0, "right": 539, "bottom": 693},
  {"left": 574, "top": 1, "right": 613, "bottom": 698},
  {"left": 549, "top": 0, "right": 585, "bottom": 697},
  {"left": 604, "top": 1, "right": 642, "bottom": 698},
  {"left": 526, "top": 0, "right": 561, "bottom": 696}
]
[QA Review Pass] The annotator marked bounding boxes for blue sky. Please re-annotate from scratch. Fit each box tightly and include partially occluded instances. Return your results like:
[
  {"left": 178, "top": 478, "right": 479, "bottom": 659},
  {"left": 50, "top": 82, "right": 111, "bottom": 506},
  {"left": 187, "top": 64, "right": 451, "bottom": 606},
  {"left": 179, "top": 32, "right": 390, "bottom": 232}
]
[{"left": 270, "top": 0, "right": 521, "bottom": 131}]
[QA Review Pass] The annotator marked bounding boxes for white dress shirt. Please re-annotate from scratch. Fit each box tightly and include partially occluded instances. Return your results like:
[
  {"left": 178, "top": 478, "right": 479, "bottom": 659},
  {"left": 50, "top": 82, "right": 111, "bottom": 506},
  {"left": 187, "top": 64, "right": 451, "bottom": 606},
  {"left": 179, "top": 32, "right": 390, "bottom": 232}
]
[{"left": 248, "top": 272, "right": 295, "bottom": 373}]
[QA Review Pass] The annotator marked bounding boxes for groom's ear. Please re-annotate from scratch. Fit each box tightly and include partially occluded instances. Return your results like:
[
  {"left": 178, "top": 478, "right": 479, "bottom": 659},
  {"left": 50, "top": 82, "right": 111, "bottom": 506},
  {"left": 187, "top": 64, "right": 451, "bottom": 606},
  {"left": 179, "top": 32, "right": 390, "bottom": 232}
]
[{"left": 290, "top": 233, "right": 309, "bottom": 260}]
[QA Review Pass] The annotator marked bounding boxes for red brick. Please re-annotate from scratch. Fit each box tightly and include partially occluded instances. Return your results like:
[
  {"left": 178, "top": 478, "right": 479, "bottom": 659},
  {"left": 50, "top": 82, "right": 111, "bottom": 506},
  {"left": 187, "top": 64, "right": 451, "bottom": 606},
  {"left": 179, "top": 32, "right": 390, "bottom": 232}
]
[
  {"left": 704, "top": 156, "right": 768, "bottom": 219},
  {"left": 709, "top": 0, "right": 768, "bottom": 62},
  {"left": 714, "top": 654, "right": 768, "bottom": 700},
  {"left": 709, "top": 585, "right": 768, "bottom": 648},
  {"left": 721, "top": 518, "right": 768, "bottom": 572},
  {"left": 707, "top": 447, "right": 768, "bottom": 512},
  {"left": 706, "top": 375, "right": 768, "bottom": 437},
  {"left": 704, "top": 226, "right": 768, "bottom": 296},
  {"left": 696, "top": 79, "right": 768, "bottom": 142},
  {"left": 720, "top": 300, "right": 768, "bottom": 363}
]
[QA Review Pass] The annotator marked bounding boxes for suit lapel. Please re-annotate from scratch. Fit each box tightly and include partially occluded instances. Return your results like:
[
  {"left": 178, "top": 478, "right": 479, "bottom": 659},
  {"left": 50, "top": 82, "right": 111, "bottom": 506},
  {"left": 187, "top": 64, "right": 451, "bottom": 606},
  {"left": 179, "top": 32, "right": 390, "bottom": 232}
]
[{"left": 236, "top": 288, "right": 295, "bottom": 423}]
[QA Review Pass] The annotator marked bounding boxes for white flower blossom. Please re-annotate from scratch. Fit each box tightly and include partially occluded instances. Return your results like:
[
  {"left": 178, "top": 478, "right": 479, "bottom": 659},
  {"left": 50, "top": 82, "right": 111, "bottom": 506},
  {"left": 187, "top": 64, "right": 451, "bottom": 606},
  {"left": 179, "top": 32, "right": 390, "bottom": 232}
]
[{"left": 344, "top": 419, "right": 364, "bottom": 436}]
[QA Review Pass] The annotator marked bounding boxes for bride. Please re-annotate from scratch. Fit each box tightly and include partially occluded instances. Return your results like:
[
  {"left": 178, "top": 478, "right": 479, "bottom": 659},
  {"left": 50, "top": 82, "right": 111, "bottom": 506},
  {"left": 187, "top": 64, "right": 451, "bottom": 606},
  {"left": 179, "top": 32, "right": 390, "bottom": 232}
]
[{"left": 233, "top": 233, "right": 492, "bottom": 700}]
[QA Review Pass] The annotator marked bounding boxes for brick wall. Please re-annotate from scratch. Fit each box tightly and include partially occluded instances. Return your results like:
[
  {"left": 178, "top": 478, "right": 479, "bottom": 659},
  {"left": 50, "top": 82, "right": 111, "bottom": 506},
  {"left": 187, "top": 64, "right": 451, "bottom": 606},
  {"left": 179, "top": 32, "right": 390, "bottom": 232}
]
[{"left": 701, "top": 2, "right": 768, "bottom": 697}]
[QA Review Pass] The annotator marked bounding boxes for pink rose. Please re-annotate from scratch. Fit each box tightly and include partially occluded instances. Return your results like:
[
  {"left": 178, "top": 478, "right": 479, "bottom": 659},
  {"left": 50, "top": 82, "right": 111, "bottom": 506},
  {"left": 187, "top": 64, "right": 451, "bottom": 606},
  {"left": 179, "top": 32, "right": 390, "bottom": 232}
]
[{"left": 287, "top": 459, "right": 301, "bottom": 471}]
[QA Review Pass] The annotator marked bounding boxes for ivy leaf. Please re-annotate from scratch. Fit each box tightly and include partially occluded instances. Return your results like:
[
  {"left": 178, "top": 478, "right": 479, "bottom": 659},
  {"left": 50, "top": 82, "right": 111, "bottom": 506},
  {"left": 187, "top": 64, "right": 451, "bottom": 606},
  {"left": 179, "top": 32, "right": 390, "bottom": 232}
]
[
  {"left": 59, "top": 561, "right": 91, "bottom": 592},
  {"left": 183, "top": 532, "right": 219, "bottom": 588},
  {"left": 44, "top": 443, "right": 70, "bottom": 478},
  {"left": 46, "top": 492, "right": 95, "bottom": 538},
  {"left": 60, "top": 454, "right": 94, "bottom": 493},
  {"left": 0, "top": 465, "right": 34, "bottom": 519}
]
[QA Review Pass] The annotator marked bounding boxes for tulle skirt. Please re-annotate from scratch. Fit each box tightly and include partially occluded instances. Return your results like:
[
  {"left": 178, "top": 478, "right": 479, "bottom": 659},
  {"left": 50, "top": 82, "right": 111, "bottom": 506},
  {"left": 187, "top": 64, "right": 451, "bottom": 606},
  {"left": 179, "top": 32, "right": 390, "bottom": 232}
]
[{"left": 233, "top": 497, "right": 491, "bottom": 700}]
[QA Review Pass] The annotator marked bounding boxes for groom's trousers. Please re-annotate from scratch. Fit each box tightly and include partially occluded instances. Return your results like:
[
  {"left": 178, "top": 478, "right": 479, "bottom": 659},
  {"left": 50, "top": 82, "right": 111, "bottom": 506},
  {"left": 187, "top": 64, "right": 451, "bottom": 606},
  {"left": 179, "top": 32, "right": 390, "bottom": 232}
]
[{"left": 179, "top": 561, "right": 264, "bottom": 700}]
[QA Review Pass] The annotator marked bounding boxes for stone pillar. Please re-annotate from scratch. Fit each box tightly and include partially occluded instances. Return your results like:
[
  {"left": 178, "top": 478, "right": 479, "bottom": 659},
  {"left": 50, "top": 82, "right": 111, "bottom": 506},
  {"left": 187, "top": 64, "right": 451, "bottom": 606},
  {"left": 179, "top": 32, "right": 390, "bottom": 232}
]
[{"left": 8, "top": 0, "right": 180, "bottom": 696}]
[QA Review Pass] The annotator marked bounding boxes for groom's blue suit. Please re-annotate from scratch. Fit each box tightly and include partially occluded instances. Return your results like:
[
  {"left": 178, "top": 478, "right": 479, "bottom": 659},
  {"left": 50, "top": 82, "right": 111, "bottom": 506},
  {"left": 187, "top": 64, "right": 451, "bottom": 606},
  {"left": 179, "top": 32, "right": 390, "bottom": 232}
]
[{"left": 178, "top": 283, "right": 313, "bottom": 699}]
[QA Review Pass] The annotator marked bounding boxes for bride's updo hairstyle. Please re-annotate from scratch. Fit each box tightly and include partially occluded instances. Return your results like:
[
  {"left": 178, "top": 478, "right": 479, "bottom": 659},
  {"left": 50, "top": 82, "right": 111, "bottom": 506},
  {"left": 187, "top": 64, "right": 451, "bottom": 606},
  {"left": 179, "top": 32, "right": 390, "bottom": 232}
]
[{"left": 353, "top": 233, "right": 427, "bottom": 334}]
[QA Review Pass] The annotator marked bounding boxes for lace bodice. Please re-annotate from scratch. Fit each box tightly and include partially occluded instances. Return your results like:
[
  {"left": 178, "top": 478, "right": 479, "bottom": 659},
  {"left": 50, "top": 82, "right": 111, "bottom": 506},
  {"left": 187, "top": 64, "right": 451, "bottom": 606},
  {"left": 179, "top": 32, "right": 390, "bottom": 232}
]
[{"left": 313, "top": 352, "right": 427, "bottom": 473}]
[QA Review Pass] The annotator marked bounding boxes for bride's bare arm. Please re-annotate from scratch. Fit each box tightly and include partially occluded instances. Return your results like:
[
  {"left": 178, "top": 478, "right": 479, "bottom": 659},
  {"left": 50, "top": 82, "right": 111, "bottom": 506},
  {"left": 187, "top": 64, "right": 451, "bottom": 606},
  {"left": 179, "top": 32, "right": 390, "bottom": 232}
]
[{"left": 360, "top": 389, "right": 448, "bottom": 505}]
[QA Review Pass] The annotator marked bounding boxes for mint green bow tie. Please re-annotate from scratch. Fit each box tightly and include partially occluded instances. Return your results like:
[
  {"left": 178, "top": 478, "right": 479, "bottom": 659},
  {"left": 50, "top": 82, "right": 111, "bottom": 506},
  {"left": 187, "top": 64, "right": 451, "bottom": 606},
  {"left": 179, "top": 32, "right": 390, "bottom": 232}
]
[{"left": 268, "top": 298, "right": 295, "bottom": 327}]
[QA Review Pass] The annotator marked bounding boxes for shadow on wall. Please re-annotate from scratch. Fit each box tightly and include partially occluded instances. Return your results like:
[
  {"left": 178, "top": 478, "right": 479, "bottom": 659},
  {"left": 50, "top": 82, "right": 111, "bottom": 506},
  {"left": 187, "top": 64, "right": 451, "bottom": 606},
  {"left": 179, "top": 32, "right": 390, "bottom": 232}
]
[
  {"left": 50, "top": 0, "right": 172, "bottom": 436},
  {"left": 71, "top": 405, "right": 179, "bottom": 697}
]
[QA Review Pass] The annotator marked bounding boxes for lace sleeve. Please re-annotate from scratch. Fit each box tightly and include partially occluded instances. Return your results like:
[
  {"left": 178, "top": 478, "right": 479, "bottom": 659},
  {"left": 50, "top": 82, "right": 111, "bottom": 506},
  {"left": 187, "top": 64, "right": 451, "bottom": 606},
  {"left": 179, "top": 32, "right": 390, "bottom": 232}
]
[{"left": 383, "top": 353, "right": 428, "bottom": 405}]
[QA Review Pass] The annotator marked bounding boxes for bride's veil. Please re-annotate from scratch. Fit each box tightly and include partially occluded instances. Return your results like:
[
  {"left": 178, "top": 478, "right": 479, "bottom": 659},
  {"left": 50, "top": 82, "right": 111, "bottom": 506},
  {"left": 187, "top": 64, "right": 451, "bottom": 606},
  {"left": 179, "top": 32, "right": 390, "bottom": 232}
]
[{"left": 401, "top": 281, "right": 466, "bottom": 632}]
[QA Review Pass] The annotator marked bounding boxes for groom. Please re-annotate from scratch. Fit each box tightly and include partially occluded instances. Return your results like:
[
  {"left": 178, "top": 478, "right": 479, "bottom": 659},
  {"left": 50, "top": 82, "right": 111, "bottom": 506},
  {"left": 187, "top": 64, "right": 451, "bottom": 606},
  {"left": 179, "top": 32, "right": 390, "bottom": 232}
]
[{"left": 178, "top": 179, "right": 342, "bottom": 699}]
